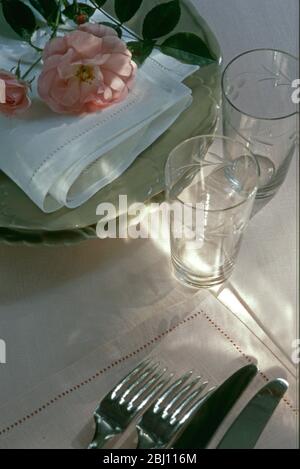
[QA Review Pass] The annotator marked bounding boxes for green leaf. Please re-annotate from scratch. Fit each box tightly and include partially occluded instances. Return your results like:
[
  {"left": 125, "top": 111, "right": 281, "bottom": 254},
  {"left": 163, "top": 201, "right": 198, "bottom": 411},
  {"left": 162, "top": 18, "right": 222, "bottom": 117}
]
[
  {"left": 142, "top": 0, "right": 181, "bottom": 40},
  {"left": 63, "top": 2, "right": 95, "bottom": 20},
  {"left": 29, "top": 0, "right": 60, "bottom": 25},
  {"left": 160, "top": 32, "right": 217, "bottom": 66},
  {"left": 127, "top": 40, "right": 155, "bottom": 65},
  {"left": 1, "top": 0, "right": 37, "bottom": 40},
  {"left": 93, "top": 0, "right": 107, "bottom": 7},
  {"left": 115, "top": 0, "right": 143, "bottom": 23},
  {"left": 99, "top": 22, "right": 122, "bottom": 38}
]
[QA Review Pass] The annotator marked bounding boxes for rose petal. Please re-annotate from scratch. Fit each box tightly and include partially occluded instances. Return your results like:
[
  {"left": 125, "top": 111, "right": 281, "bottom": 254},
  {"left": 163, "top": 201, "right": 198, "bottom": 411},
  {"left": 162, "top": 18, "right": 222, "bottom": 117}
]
[
  {"left": 79, "top": 23, "right": 118, "bottom": 39},
  {"left": 61, "top": 78, "right": 81, "bottom": 107},
  {"left": 102, "top": 54, "right": 134, "bottom": 77},
  {"left": 67, "top": 31, "right": 102, "bottom": 58},
  {"left": 38, "top": 70, "right": 57, "bottom": 99},
  {"left": 43, "top": 36, "right": 67, "bottom": 60},
  {"left": 102, "top": 70, "right": 126, "bottom": 91}
]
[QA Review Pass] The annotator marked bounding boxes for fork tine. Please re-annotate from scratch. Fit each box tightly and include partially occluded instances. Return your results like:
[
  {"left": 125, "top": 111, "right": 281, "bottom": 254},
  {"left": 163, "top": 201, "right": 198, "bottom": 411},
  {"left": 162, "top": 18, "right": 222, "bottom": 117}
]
[
  {"left": 162, "top": 376, "right": 202, "bottom": 419},
  {"left": 136, "top": 373, "right": 175, "bottom": 413},
  {"left": 119, "top": 362, "right": 160, "bottom": 404},
  {"left": 177, "top": 386, "right": 216, "bottom": 426},
  {"left": 110, "top": 358, "right": 152, "bottom": 400},
  {"left": 127, "top": 368, "right": 168, "bottom": 411},
  {"left": 169, "top": 381, "right": 209, "bottom": 424},
  {"left": 153, "top": 371, "right": 193, "bottom": 413}
]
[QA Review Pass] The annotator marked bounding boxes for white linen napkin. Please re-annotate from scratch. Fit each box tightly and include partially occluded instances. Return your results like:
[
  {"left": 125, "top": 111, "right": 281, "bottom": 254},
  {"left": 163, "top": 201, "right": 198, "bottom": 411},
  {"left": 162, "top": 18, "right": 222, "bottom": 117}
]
[{"left": 0, "top": 27, "right": 197, "bottom": 213}]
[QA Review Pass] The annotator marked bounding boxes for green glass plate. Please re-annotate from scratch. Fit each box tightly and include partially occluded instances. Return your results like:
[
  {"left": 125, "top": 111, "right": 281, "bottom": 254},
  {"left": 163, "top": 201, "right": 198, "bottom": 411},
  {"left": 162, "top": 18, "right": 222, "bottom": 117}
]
[{"left": 0, "top": 0, "right": 222, "bottom": 245}]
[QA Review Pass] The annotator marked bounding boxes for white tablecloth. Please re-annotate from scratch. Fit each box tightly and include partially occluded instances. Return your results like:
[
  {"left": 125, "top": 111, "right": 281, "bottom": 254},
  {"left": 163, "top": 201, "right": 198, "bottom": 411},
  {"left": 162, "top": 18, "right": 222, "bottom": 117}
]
[
  {"left": 0, "top": 295, "right": 297, "bottom": 449},
  {"left": 0, "top": 0, "right": 298, "bottom": 449}
]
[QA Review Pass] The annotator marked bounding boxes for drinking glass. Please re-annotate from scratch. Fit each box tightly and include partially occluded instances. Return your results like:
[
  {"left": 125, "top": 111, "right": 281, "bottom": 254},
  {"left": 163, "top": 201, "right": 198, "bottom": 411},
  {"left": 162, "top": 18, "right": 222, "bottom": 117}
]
[
  {"left": 222, "top": 49, "right": 299, "bottom": 199},
  {"left": 165, "top": 135, "right": 259, "bottom": 288}
]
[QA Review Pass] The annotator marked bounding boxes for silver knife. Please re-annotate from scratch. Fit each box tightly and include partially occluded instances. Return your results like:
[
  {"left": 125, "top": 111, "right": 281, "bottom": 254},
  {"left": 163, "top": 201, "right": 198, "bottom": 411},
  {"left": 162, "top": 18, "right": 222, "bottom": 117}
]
[
  {"left": 173, "top": 364, "right": 258, "bottom": 449},
  {"left": 217, "top": 379, "right": 288, "bottom": 449}
]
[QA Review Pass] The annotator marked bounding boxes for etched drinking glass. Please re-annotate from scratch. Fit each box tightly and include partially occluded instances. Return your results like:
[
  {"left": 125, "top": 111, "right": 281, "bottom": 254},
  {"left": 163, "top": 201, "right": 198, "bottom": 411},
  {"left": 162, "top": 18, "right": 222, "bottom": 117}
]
[
  {"left": 222, "top": 49, "right": 299, "bottom": 199},
  {"left": 165, "top": 135, "right": 259, "bottom": 288}
]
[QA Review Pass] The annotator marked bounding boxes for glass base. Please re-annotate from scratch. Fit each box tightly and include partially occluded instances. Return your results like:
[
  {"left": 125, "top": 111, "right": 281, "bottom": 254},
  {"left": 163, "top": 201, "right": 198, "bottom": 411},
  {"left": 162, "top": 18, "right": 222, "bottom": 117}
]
[
  {"left": 172, "top": 255, "right": 233, "bottom": 289},
  {"left": 255, "top": 185, "right": 279, "bottom": 200},
  {"left": 254, "top": 153, "right": 293, "bottom": 200}
]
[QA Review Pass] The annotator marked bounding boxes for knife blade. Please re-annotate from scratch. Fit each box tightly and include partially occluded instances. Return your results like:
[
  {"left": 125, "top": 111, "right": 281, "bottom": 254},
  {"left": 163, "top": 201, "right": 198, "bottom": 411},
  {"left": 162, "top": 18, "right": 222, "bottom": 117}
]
[
  {"left": 216, "top": 378, "right": 288, "bottom": 449},
  {"left": 173, "top": 363, "right": 258, "bottom": 449}
]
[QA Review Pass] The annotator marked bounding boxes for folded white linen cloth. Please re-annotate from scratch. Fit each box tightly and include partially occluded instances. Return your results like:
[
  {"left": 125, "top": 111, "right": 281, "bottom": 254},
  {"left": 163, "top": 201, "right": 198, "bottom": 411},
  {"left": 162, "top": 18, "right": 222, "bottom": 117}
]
[{"left": 0, "top": 25, "right": 198, "bottom": 213}]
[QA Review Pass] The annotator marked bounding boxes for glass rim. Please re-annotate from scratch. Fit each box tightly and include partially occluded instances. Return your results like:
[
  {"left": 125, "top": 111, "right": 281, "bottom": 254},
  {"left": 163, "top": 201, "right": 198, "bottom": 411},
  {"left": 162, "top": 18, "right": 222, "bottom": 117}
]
[
  {"left": 222, "top": 48, "right": 299, "bottom": 121},
  {"left": 166, "top": 134, "right": 259, "bottom": 213}
]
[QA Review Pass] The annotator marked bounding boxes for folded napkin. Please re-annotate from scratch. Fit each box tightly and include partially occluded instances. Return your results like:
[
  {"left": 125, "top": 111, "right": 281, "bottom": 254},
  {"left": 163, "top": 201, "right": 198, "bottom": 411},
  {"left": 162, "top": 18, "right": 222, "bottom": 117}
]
[{"left": 0, "top": 23, "right": 197, "bottom": 213}]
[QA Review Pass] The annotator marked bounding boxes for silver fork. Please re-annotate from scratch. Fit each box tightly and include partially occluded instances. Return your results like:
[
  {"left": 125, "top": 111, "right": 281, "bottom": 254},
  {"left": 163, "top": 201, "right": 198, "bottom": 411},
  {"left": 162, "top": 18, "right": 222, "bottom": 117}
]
[
  {"left": 136, "top": 371, "right": 215, "bottom": 449},
  {"left": 88, "top": 359, "right": 169, "bottom": 449}
]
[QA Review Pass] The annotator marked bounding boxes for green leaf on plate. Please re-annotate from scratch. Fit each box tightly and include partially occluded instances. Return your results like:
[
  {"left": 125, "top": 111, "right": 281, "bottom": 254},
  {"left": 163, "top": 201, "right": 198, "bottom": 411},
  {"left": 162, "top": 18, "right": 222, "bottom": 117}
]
[
  {"left": 99, "top": 21, "right": 122, "bottom": 38},
  {"left": 127, "top": 40, "right": 155, "bottom": 65},
  {"left": 160, "top": 32, "right": 217, "bottom": 66},
  {"left": 1, "top": 0, "right": 37, "bottom": 40},
  {"left": 29, "top": 0, "right": 60, "bottom": 25},
  {"left": 63, "top": 2, "right": 95, "bottom": 21},
  {"left": 142, "top": 0, "right": 181, "bottom": 40},
  {"left": 115, "top": 0, "right": 143, "bottom": 23}
]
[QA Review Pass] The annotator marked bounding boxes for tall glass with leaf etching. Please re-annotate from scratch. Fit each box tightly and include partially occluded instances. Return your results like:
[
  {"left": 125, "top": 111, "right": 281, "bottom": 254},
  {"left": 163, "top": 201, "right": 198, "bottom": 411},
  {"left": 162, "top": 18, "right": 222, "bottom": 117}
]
[{"left": 222, "top": 49, "right": 299, "bottom": 200}]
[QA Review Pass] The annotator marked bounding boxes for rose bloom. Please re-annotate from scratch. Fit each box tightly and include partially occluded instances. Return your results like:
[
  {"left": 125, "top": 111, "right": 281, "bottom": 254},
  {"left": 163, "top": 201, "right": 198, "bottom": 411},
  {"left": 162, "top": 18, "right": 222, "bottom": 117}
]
[
  {"left": 38, "top": 24, "right": 137, "bottom": 114},
  {"left": 0, "top": 70, "right": 31, "bottom": 116}
]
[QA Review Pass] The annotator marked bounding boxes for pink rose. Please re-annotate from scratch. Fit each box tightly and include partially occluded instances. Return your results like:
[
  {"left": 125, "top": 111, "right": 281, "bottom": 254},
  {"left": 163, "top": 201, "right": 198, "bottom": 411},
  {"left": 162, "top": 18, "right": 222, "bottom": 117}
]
[
  {"left": 0, "top": 70, "right": 31, "bottom": 116},
  {"left": 38, "top": 24, "right": 137, "bottom": 115}
]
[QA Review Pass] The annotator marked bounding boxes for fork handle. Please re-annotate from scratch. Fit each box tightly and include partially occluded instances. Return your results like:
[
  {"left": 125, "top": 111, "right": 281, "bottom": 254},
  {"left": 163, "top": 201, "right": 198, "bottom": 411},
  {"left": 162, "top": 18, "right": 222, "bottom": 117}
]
[
  {"left": 88, "top": 417, "right": 119, "bottom": 449},
  {"left": 89, "top": 432, "right": 114, "bottom": 450},
  {"left": 137, "top": 438, "right": 156, "bottom": 449},
  {"left": 136, "top": 428, "right": 163, "bottom": 450}
]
